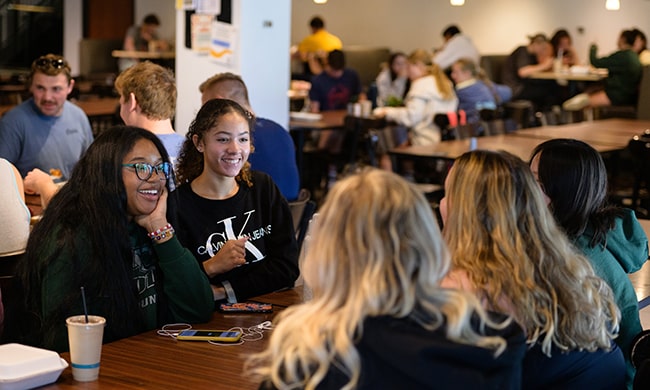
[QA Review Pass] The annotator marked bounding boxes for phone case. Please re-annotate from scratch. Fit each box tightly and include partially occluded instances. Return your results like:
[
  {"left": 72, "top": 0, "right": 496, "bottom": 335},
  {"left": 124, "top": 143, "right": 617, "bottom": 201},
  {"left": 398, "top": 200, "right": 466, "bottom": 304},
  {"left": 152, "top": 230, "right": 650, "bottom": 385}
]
[
  {"left": 176, "top": 330, "right": 242, "bottom": 342},
  {"left": 218, "top": 302, "right": 273, "bottom": 313}
]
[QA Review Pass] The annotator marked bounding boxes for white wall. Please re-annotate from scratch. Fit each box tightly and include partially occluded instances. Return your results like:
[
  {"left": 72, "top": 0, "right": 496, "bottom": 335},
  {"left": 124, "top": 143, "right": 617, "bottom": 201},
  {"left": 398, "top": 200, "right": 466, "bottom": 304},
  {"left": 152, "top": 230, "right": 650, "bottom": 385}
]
[
  {"left": 63, "top": 0, "right": 83, "bottom": 76},
  {"left": 291, "top": 0, "right": 650, "bottom": 60},
  {"left": 175, "top": 0, "right": 292, "bottom": 135},
  {"left": 239, "top": 1, "right": 291, "bottom": 127}
]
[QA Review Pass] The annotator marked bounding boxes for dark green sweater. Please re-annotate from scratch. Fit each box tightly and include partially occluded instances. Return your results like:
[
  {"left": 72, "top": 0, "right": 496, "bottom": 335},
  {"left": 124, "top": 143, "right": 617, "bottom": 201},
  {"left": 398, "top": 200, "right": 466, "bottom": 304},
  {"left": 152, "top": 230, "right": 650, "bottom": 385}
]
[
  {"left": 41, "top": 222, "right": 214, "bottom": 352},
  {"left": 590, "top": 46, "right": 642, "bottom": 105}
]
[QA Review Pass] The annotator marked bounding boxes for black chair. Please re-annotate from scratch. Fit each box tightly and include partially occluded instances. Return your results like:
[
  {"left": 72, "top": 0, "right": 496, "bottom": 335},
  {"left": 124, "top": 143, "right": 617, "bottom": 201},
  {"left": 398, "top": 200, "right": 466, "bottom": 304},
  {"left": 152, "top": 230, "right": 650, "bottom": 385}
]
[
  {"left": 0, "top": 275, "right": 22, "bottom": 343},
  {"left": 435, "top": 112, "right": 484, "bottom": 141},
  {"left": 288, "top": 189, "right": 317, "bottom": 251},
  {"left": 594, "top": 65, "right": 650, "bottom": 120},
  {"left": 504, "top": 100, "right": 537, "bottom": 129},
  {"left": 623, "top": 131, "right": 650, "bottom": 214},
  {"left": 480, "top": 55, "right": 508, "bottom": 84},
  {"left": 479, "top": 108, "right": 519, "bottom": 135},
  {"left": 631, "top": 329, "right": 650, "bottom": 389}
]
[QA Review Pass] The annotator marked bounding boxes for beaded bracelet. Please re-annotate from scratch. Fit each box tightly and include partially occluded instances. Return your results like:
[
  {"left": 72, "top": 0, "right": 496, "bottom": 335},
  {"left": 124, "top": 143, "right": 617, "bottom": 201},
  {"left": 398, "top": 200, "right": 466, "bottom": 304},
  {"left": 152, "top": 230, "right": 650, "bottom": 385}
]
[{"left": 148, "top": 223, "right": 175, "bottom": 241}]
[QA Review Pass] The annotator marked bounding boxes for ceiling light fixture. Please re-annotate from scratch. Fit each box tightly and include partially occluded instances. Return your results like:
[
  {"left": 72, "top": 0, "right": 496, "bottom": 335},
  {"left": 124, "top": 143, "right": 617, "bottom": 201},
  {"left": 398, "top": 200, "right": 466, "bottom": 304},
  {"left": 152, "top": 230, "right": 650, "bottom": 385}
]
[
  {"left": 605, "top": 0, "right": 620, "bottom": 10},
  {"left": 313, "top": 0, "right": 327, "bottom": 4},
  {"left": 450, "top": 0, "right": 465, "bottom": 5}
]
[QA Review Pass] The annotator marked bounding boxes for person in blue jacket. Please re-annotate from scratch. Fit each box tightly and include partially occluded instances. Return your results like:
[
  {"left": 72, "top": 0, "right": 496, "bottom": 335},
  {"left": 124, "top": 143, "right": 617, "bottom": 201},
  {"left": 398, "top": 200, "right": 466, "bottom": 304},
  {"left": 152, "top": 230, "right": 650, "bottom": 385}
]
[{"left": 450, "top": 57, "right": 512, "bottom": 126}]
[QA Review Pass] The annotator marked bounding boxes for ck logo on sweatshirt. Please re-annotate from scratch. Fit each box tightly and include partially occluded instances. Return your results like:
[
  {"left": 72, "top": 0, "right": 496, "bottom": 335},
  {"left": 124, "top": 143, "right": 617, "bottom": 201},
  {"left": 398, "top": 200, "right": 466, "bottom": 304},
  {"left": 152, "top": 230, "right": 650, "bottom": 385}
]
[{"left": 196, "top": 209, "right": 269, "bottom": 263}]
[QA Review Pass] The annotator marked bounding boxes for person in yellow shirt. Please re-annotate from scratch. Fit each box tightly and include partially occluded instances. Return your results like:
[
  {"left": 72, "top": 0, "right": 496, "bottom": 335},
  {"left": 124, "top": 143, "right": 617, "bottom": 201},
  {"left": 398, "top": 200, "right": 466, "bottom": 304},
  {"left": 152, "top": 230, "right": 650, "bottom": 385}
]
[{"left": 293, "top": 16, "right": 343, "bottom": 79}]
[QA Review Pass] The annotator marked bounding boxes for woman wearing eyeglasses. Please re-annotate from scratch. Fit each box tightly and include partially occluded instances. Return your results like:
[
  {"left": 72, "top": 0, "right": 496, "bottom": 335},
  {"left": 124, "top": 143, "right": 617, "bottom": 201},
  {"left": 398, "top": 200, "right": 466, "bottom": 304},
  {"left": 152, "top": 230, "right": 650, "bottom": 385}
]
[
  {"left": 172, "top": 98, "right": 299, "bottom": 304},
  {"left": 13, "top": 126, "right": 214, "bottom": 352}
]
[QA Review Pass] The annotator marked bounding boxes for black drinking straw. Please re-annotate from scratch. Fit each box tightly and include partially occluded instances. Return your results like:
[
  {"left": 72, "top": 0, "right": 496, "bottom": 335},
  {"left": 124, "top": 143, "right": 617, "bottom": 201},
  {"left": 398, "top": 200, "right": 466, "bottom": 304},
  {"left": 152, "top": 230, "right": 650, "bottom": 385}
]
[{"left": 80, "top": 286, "right": 89, "bottom": 323}]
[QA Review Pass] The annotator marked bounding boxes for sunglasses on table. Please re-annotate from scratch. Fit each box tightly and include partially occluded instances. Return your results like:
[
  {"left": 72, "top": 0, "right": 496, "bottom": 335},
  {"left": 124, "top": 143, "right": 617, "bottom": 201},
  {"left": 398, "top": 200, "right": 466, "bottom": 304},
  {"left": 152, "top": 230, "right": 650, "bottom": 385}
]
[
  {"left": 34, "top": 58, "right": 67, "bottom": 69},
  {"left": 122, "top": 162, "right": 171, "bottom": 181}
]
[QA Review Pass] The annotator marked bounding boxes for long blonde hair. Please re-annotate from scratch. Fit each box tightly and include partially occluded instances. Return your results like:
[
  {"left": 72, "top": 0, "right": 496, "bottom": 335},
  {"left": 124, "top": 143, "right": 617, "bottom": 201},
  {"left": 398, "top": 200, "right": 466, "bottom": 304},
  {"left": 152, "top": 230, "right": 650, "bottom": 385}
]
[
  {"left": 443, "top": 150, "right": 619, "bottom": 355},
  {"left": 408, "top": 49, "right": 455, "bottom": 100},
  {"left": 248, "top": 168, "right": 509, "bottom": 389}
]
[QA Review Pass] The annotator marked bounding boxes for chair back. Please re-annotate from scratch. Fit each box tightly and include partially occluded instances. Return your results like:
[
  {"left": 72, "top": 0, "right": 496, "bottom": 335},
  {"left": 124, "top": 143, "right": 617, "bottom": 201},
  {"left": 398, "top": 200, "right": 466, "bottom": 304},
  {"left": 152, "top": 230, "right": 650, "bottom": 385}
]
[
  {"left": 288, "top": 189, "right": 317, "bottom": 251},
  {"left": 625, "top": 130, "right": 650, "bottom": 211},
  {"left": 342, "top": 46, "right": 391, "bottom": 89},
  {"left": 78, "top": 38, "right": 122, "bottom": 77},
  {"left": 0, "top": 275, "right": 20, "bottom": 343},
  {"left": 479, "top": 108, "right": 519, "bottom": 135},
  {"left": 636, "top": 65, "right": 650, "bottom": 120},
  {"left": 435, "top": 113, "right": 483, "bottom": 140},
  {"left": 480, "top": 55, "right": 508, "bottom": 84}
]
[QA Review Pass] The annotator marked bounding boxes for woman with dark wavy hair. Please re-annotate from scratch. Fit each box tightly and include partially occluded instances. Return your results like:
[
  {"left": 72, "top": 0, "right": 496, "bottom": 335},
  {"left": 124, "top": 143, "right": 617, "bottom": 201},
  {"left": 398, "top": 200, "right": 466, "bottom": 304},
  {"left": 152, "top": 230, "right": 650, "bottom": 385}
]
[
  {"left": 172, "top": 98, "right": 298, "bottom": 303},
  {"left": 15, "top": 126, "right": 214, "bottom": 352},
  {"left": 531, "top": 138, "right": 648, "bottom": 388}
]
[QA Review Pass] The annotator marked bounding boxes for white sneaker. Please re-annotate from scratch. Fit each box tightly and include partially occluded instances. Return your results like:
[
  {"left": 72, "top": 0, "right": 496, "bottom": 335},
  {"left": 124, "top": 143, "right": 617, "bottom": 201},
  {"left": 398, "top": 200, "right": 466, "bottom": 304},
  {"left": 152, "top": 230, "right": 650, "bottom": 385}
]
[{"left": 562, "top": 94, "right": 590, "bottom": 111}]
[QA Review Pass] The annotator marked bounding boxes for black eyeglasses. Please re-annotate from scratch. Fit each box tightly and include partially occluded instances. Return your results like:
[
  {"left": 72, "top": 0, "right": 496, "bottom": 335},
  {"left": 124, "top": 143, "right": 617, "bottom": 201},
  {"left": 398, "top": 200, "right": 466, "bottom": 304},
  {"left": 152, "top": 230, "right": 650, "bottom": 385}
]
[
  {"left": 122, "top": 162, "right": 171, "bottom": 181},
  {"left": 34, "top": 58, "right": 67, "bottom": 69}
]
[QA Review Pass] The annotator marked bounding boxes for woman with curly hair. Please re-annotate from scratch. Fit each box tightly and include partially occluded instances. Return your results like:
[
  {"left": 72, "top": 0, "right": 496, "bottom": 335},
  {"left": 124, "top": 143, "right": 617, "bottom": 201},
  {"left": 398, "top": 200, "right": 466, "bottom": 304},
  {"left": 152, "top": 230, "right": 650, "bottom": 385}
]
[
  {"left": 171, "top": 98, "right": 298, "bottom": 303},
  {"left": 248, "top": 169, "right": 527, "bottom": 389},
  {"left": 440, "top": 150, "right": 625, "bottom": 389}
]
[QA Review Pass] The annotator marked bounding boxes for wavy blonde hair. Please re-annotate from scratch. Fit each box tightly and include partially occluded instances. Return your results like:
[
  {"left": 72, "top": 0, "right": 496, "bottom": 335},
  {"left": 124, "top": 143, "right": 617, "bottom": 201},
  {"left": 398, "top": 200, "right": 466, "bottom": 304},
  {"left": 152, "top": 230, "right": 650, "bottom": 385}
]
[
  {"left": 248, "top": 168, "right": 510, "bottom": 389},
  {"left": 408, "top": 49, "right": 455, "bottom": 100},
  {"left": 443, "top": 150, "right": 619, "bottom": 356}
]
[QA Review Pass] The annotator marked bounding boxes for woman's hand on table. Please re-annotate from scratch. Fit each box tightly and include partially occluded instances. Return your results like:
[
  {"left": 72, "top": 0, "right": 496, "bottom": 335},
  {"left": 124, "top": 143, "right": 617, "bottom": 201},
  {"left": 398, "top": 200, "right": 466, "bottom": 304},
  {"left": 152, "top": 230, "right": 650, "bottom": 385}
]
[
  {"left": 373, "top": 107, "right": 387, "bottom": 118},
  {"left": 24, "top": 168, "right": 60, "bottom": 209}
]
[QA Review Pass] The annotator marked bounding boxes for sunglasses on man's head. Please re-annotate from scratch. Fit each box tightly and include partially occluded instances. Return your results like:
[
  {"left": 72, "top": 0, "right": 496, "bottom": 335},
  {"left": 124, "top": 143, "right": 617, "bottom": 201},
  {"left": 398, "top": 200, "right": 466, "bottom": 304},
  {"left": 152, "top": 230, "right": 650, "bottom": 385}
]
[{"left": 35, "top": 58, "right": 67, "bottom": 69}]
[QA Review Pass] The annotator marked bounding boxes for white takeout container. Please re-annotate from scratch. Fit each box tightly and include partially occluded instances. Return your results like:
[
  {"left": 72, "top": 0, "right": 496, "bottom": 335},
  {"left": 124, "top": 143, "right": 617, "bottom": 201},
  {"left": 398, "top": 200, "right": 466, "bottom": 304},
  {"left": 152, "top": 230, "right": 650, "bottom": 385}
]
[
  {"left": 0, "top": 343, "right": 68, "bottom": 390},
  {"left": 289, "top": 111, "right": 322, "bottom": 122},
  {"left": 569, "top": 65, "right": 591, "bottom": 74}
]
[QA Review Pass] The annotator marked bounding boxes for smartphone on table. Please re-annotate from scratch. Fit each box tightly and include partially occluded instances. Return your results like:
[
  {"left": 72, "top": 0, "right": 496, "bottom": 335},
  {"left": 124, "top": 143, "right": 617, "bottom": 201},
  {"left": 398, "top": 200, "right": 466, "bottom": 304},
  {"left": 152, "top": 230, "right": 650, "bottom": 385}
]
[
  {"left": 218, "top": 302, "right": 273, "bottom": 313},
  {"left": 176, "top": 330, "right": 242, "bottom": 342}
]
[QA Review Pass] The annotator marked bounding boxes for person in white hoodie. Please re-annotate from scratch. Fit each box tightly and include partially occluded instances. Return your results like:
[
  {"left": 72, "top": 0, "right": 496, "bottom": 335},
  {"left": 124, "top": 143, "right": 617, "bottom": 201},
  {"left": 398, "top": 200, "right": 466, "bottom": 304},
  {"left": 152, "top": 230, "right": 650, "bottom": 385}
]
[
  {"left": 374, "top": 49, "right": 458, "bottom": 145},
  {"left": 373, "top": 49, "right": 458, "bottom": 171}
]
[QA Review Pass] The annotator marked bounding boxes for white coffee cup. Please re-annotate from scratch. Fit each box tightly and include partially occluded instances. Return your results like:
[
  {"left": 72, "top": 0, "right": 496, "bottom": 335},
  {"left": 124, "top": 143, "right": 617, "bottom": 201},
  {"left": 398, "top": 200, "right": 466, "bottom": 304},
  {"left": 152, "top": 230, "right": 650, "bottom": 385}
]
[{"left": 66, "top": 315, "right": 106, "bottom": 382}]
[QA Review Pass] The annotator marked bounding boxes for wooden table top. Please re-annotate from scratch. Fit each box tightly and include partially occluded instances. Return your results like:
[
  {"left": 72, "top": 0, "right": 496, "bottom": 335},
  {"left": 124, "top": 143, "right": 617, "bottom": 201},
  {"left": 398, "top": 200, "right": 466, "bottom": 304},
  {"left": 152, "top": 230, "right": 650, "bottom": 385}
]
[
  {"left": 45, "top": 288, "right": 305, "bottom": 389},
  {"left": 389, "top": 134, "right": 552, "bottom": 162},
  {"left": 73, "top": 98, "right": 119, "bottom": 117},
  {"left": 511, "top": 118, "right": 650, "bottom": 148},
  {"left": 529, "top": 69, "right": 608, "bottom": 81},
  {"left": 289, "top": 109, "right": 347, "bottom": 131},
  {"left": 111, "top": 50, "right": 176, "bottom": 59},
  {"left": 0, "top": 84, "right": 27, "bottom": 92},
  {"left": 1, "top": 98, "right": 119, "bottom": 118},
  {"left": 390, "top": 119, "right": 650, "bottom": 162}
]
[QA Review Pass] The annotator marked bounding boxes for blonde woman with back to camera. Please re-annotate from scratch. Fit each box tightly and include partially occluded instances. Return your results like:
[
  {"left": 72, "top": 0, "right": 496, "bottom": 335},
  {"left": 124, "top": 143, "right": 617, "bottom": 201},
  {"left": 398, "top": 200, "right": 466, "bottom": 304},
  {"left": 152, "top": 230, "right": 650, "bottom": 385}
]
[
  {"left": 248, "top": 168, "right": 527, "bottom": 389},
  {"left": 440, "top": 150, "right": 625, "bottom": 389}
]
